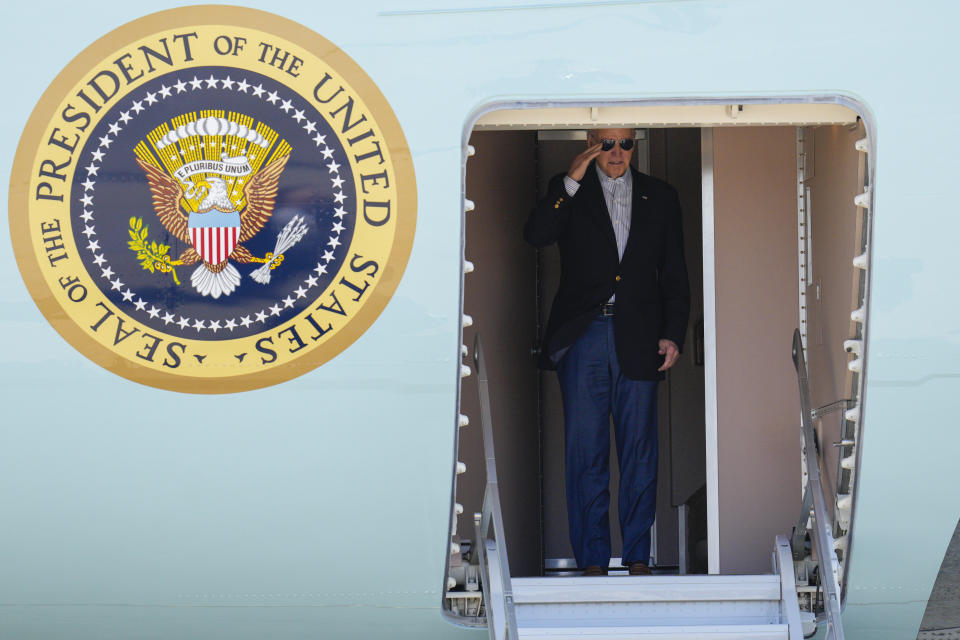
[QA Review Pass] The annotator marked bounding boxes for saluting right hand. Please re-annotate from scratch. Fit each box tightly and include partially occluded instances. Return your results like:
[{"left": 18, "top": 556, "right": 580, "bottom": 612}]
[{"left": 566, "top": 143, "right": 604, "bottom": 183}]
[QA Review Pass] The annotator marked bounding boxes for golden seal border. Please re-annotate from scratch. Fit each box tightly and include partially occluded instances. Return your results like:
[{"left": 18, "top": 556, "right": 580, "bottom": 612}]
[{"left": 9, "top": 5, "right": 417, "bottom": 394}]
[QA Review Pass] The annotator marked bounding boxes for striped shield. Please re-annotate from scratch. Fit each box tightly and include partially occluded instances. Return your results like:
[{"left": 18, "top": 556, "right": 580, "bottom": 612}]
[
  {"left": 188, "top": 210, "right": 242, "bottom": 265},
  {"left": 190, "top": 225, "right": 239, "bottom": 264}
]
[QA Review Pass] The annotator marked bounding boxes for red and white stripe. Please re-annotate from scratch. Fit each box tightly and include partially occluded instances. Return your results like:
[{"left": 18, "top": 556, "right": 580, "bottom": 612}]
[{"left": 190, "top": 226, "right": 239, "bottom": 265}]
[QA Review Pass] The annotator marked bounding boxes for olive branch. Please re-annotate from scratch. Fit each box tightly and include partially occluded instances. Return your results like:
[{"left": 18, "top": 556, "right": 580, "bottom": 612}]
[{"left": 127, "top": 217, "right": 182, "bottom": 285}]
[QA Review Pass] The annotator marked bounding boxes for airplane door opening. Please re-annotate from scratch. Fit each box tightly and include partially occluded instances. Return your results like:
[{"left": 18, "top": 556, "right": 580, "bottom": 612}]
[
  {"left": 532, "top": 128, "right": 706, "bottom": 576},
  {"left": 449, "top": 125, "right": 706, "bottom": 585},
  {"left": 444, "top": 102, "right": 871, "bottom": 629}
]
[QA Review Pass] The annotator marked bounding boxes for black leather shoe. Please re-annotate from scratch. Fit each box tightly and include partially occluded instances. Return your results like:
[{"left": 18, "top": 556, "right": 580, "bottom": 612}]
[
  {"left": 628, "top": 562, "right": 652, "bottom": 576},
  {"left": 583, "top": 565, "right": 608, "bottom": 576}
]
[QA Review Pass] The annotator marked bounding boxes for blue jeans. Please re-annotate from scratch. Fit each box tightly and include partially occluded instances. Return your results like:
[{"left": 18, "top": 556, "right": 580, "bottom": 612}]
[{"left": 557, "top": 316, "right": 658, "bottom": 568}]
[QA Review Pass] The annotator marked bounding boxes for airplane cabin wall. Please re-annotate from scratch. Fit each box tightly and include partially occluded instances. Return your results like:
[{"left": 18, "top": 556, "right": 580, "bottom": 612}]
[
  {"left": 460, "top": 130, "right": 541, "bottom": 577},
  {"left": 712, "top": 126, "right": 802, "bottom": 575},
  {"left": 535, "top": 138, "right": 580, "bottom": 565},
  {"left": 804, "top": 123, "right": 866, "bottom": 506}
]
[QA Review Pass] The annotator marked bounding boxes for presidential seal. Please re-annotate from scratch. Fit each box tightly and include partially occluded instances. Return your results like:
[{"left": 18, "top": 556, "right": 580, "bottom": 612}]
[{"left": 10, "top": 7, "right": 416, "bottom": 393}]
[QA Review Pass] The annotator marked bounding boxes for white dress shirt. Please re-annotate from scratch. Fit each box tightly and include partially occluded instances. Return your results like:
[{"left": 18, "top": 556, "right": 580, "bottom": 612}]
[{"left": 564, "top": 166, "right": 633, "bottom": 302}]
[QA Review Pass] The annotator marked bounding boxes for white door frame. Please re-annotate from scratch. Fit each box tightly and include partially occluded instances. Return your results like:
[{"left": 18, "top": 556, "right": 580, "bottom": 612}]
[{"left": 700, "top": 128, "right": 720, "bottom": 575}]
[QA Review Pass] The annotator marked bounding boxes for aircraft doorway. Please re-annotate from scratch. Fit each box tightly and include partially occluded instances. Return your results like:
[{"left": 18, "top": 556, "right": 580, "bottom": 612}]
[
  {"left": 454, "top": 126, "right": 706, "bottom": 579},
  {"left": 534, "top": 128, "right": 707, "bottom": 575},
  {"left": 447, "top": 104, "right": 868, "bottom": 618}
]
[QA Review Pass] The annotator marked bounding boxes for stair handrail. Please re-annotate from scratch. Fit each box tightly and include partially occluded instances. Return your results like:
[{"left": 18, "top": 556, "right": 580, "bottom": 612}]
[
  {"left": 472, "top": 334, "right": 519, "bottom": 640},
  {"left": 791, "top": 328, "right": 846, "bottom": 640},
  {"left": 775, "top": 534, "right": 805, "bottom": 640}
]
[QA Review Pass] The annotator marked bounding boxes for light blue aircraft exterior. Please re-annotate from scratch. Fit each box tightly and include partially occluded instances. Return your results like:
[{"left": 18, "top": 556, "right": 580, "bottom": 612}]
[{"left": 1, "top": 2, "right": 957, "bottom": 639}]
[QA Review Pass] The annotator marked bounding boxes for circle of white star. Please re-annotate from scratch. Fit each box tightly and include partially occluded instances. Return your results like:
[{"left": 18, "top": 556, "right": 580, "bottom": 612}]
[{"left": 77, "top": 74, "right": 353, "bottom": 334}]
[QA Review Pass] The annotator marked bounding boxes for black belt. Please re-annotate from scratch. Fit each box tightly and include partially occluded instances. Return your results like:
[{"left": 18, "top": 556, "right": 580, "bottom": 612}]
[{"left": 599, "top": 303, "right": 615, "bottom": 316}]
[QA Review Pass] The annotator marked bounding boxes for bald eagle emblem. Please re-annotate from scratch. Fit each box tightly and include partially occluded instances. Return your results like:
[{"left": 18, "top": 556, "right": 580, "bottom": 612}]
[{"left": 130, "top": 113, "right": 307, "bottom": 298}]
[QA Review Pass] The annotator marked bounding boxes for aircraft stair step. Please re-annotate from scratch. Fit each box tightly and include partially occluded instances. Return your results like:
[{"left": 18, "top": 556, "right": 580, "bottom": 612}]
[
  {"left": 517, "top": 623, "right": 788, "bottom": 640},
  {"left": 513, "top": 574, "right": 781, "bottom": 603},
  {"left": 511, "top": 575, "right": 789, "bottom": 639}
]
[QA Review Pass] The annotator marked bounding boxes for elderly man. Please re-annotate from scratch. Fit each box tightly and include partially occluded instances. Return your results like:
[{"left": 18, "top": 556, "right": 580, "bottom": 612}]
[{"left": 525, "top": 128, "right": 690, "bottom": 577}]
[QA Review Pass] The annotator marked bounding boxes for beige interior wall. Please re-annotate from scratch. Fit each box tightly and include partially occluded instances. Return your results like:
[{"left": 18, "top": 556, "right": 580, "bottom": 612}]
[
  {"left": 804, "top": 123, "right": 866, "bottom": 510},
  {"left": 460, "top": 130, "right": 541, "bottom": 576},
  {"left": 536, "top": 140, "right": 578, "bottom": 563},
  {"left": 713, "top": 126, "right": 801, "bottom": 574}
]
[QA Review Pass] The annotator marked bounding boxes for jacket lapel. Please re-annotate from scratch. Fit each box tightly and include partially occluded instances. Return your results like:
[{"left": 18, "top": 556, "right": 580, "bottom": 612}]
[{"left": 620, "top": 168, "right": 648, "bottom": 265}]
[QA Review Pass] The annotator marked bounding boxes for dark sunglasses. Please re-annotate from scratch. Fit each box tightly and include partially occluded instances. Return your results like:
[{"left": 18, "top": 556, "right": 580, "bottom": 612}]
[{"left": 600, "top": 138, "right": 635, "bottom": 151}]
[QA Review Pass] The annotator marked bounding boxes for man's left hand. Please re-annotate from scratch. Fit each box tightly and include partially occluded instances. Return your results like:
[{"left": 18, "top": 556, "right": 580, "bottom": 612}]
[{"left": 657, "top": 339, "right": 680, "bottom": 372}]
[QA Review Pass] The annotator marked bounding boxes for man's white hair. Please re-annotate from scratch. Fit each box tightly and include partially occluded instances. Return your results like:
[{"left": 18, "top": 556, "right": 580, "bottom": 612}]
[{"left": 588, "top": 128, "right": 637, "bottom": 139}]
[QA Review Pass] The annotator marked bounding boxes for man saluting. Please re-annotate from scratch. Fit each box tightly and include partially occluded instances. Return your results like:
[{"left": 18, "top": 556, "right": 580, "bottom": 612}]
[{"left": 525, "top": 128, "right": 690, "bottom": 577}]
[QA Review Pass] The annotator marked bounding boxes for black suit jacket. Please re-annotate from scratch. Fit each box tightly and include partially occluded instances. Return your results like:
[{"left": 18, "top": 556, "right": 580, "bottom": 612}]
[{"left": 524, "top": 163, "right": 690, "bottom": 380}]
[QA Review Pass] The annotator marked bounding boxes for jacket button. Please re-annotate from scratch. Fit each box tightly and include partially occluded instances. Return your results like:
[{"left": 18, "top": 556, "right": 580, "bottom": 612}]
[{"left": 615, "top": 275, "right": 621, "bottom": 282}]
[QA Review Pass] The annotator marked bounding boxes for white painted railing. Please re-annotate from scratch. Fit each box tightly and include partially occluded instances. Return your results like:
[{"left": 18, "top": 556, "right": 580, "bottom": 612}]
[
  {"left": 472, "top": 334, "right": 519, "bottom": 640},
  {"left": 792, "top": 328, "right": 846, "bottom": 640}
]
